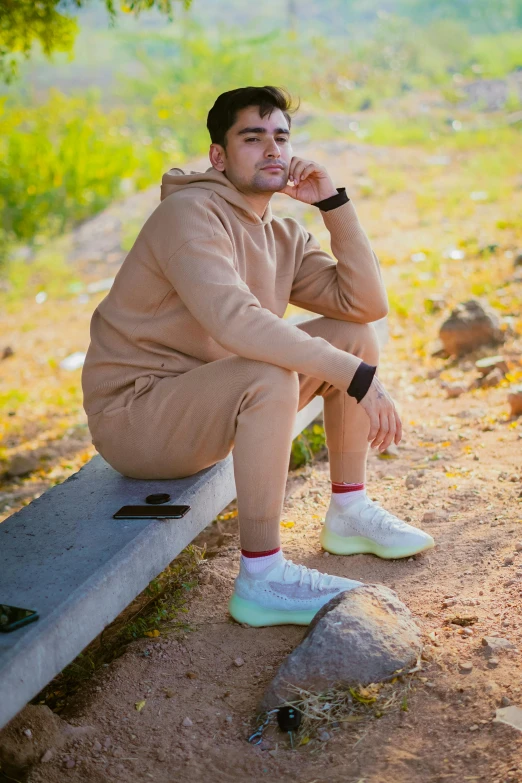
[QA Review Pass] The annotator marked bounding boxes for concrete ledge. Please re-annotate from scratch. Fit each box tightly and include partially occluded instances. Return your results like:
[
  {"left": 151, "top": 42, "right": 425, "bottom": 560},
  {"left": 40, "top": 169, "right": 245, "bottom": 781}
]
[{"left": 0, "top": 394, "right": 323, "bottom": 729}]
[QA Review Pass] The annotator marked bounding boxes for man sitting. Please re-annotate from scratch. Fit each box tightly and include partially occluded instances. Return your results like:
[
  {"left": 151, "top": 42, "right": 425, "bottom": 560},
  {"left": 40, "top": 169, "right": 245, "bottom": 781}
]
[{"left": 82, "top": 86, "right": 434, "bottom": 628}]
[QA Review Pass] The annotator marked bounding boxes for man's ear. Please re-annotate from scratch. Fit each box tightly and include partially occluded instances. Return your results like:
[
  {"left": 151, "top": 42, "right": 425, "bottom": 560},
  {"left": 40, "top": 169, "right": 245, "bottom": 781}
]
[{"left": 209, "top": 143, "right": 226, "bottom": 172}]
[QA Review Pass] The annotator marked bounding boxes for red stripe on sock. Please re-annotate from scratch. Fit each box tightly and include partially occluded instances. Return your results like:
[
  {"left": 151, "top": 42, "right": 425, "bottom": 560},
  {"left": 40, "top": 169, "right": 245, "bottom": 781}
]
[
  {"left": 331, "top": 482, "right": 365, "bottom": 494},
  {"left": 241, "top": 547, "right": 281, "bottom": 558}
]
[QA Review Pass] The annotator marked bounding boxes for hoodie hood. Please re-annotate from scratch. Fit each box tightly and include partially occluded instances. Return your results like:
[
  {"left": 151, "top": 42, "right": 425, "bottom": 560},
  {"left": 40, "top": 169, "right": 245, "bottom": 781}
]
[{"left": 160, "top": 166, "right": 273, "bottom": 226}]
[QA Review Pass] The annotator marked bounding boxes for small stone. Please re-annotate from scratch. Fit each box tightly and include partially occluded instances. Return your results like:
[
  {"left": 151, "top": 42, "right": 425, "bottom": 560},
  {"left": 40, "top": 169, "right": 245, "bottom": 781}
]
[
  {"left": 182, "top": 717, "right": 193, "bottom": 727},
  {"left": 442, "top": 382, "right": 467, "bottom": 398},
  {"left": 405, "top": 473, "right": 422, "bottom": 490},
  {"left": 234, "top": 657, "right": 245, "bottom": 667},
  {"left": 503, "top": 557, "right": 514, "bottom": 566},
  {"left": 475, "top": 356, "right": 508, "bottom": 376},
  {"left": 469, "top": 724, "right": 479, "bottom": 732},
  {"left": 494, "top": 705, "right": 522, "bottom": 732},
  {"left": 1, "top": 345, "right": 14, "bottom": 360},
  {"left": 442, "top": 598, "right": 458, "bottom": 608},
  {"left": 6, "top": 454, "right": 39, "bottom": 478},
  {"left": 482, "top": 636, "right": 516, "bottom": 653},
  {"left": 23, "top": 728, "right": 33, "bottom": 738},
  {"left": 459, "top": 662, "right": 473, "bottom": 673},
  {"left": 225, "top": 716, "right": 233, "bottom": 724},
  {"left": 439, "top": 300, "right": 504, "bottom": 356},
  {"left": 186, "top": 671, "right": 198, "bottom": 679},
  {"left": 478, "top": 367, "right": 504, "bottom": 388},
  {"left": 40, "top": 749, "right": 54, "bottom": 763},
  {"left": 500, "top": 696, "right": 512, "bottom": 707},
  {"left": 515, "top": 543, "right": 522, "bottom": 552},
  {"left": 92, "top": 742, "right": 102, "bottom": 753},
  {"left": 103, "top": 737, "right": 112, "bottom": 750},
  {"left": 487, "top": 657, "right": 500, "bottom": 668},
  {"left": 508, "top": 386, "right": 522, "bottom": 416},
  {"left": 323, "top": 551, "right": 330, "bottom": 557},
  {"left": 156, "top": 749, "right": 167, "bottom": 762},
  {"left": 422, "top": 511, "right": 445, "bottom": 524},
  {"left": 318, "top": 730, "right": 331, "bottom": 742},
  {"left": 65, "top": 758, "right": 76, "bottom": 769}
]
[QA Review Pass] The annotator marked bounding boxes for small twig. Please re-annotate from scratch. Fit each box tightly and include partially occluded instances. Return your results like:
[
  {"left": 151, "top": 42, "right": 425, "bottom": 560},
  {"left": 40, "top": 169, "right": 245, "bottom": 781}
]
[{"left": 0, "top": 771, "right": 24, "bottom": 783}]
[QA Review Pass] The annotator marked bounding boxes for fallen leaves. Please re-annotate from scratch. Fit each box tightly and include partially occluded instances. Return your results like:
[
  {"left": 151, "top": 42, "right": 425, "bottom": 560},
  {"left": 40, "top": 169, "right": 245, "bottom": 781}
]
[
  {"left": 135, "top": 700, "right": 146, "bottom": 712},
  {"left": 444, "top": 616, "right": 478, "bottom": 627},
  {"left": 217, "top": 509, "right": 238, "bottom": 521}
]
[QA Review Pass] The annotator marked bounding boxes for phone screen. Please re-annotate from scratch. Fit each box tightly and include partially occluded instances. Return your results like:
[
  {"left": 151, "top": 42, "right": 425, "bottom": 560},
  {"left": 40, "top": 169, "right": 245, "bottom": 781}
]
[
  {"left": 0, "top": 604, "right": 39, "bottom": 633},
  {"left": 113, "top": 504, "right": 191, "bottom": 519}
]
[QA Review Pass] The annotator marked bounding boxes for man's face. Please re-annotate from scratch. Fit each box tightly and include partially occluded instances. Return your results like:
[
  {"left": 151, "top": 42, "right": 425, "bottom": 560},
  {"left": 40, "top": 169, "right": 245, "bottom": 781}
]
[{"left": 211, "top": 105, "right": 292, "bottom": 194}]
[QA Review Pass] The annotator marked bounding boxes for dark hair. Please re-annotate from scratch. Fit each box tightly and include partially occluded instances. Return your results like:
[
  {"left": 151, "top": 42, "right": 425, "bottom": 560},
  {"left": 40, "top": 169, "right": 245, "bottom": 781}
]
[{"left": 207, "top": 86, "right": 298, "bottom": 148}]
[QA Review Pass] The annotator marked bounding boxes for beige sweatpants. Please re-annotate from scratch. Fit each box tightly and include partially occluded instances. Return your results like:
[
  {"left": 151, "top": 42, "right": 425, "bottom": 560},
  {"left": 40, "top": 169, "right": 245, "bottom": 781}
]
[{"left": 87, "top": 316, "right": 379, "bottom": 551}]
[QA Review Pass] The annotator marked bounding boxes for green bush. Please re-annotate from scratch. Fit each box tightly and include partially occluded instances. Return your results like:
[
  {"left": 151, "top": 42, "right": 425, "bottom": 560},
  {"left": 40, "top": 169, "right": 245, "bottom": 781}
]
[
  {"left": 0, "top": 20, "right": 521, "bottom": 265},
  {"left": 290, "top": 422, "right": 326, "bottom": 470},
  {"left": 0, "top": 90, "right": 167, "bottom": 254}
]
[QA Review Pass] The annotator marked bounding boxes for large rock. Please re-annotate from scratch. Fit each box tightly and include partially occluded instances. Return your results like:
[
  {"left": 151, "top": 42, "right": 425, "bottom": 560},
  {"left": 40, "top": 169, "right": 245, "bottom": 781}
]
[
  {"left": 261, "top": 585, "right": 422, "bottom": 711},
  {"left": 439, "top": 300, "right": 504, "bottom": 356}
]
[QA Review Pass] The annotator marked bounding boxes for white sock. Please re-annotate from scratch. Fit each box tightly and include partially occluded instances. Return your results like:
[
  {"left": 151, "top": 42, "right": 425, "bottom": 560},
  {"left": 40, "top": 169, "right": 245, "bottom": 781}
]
[
  {"left": 241, "top": 548, "right": 284, "bottom": 575},
  {"left": 331, "top": 483, "right": 366, "bottom": 509}
]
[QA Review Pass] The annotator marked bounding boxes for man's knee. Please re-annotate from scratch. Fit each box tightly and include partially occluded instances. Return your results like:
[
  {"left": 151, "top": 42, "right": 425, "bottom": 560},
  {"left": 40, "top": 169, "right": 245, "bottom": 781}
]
[
  {"left": 358, "top": 322, "right": 380, "bottom": 365},
  {"left": 334, "top": 321, "right": 380, "bottom": 366},
  {"left": 236, "top": 357, "right": 299, "bottom": 402}
]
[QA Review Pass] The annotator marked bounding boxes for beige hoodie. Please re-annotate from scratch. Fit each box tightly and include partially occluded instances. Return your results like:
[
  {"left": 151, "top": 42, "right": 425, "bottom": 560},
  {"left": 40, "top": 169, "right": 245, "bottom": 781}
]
[{"left": 81, "top": 166, "right": 388, "bottom": 417}]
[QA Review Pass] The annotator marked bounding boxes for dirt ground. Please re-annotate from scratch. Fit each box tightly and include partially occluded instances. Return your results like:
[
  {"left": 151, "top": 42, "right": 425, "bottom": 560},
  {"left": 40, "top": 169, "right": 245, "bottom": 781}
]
[
  {"left": 5, "top": 334, "right": 521, "bottom": 783},
  {"left": 2, "top": 136, "right": 522, "bottom": 782}
]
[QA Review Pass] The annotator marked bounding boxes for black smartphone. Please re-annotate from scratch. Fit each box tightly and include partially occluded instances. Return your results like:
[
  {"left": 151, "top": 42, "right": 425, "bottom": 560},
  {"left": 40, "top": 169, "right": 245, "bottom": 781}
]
[
  {"left": 113, "top": 504, "right": 191, "bottom": 520},
  {"left": 0, "top": 604, "right": 39, "bottom": 633}
]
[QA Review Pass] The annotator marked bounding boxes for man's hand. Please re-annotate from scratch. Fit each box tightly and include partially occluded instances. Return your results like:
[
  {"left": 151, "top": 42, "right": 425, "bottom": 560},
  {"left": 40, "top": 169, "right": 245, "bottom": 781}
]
[
  {"left": 280, "top": 157, "right": 338, "bottom": 204},
  {"left": 359, "top": 375, "right": 403, "bottom": 453}
]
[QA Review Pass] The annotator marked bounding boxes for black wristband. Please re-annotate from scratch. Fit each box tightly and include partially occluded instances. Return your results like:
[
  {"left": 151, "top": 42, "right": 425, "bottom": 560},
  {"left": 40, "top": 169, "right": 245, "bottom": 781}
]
[
  {"left": 347, "top": 361, "right": 377, "bottom": 403},
  {"left": 312, "top": 187, "right": 349, "bottom": 212}
]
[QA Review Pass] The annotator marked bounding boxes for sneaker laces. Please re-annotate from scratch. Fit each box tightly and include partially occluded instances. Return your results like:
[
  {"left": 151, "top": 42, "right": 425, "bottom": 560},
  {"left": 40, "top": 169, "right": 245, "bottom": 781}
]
[
  {"left": 281, "top": 559, "right": 332, "bottom": 592},
  {"left": 343, "top": 498, "right": 410, "bottom": 533}
]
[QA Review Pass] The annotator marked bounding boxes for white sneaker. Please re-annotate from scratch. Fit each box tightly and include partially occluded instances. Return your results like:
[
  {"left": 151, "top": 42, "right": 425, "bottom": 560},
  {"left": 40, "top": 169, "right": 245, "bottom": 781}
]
[
  {"left": 228, "top": 552, "right": 363, "bottom": 627},
  {"left": 320, "top": 496, "right": 435, "bottom": 559}
]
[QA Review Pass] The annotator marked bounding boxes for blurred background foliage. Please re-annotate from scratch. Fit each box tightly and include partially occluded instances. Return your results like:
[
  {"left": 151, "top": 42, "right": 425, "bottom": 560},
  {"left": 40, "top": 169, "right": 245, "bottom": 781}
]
[{"left": 0, "top": 0, "right": 521, "bottom": 265}]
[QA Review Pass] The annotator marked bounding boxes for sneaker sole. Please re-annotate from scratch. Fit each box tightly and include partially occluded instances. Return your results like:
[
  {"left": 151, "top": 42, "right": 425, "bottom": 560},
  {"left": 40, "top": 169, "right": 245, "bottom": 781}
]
[
  {"left": 228, "top": 594, "right": 316, "bottom": 627},
  {"left": 320, "top": 526, "right": 435, "bottom": 559}
]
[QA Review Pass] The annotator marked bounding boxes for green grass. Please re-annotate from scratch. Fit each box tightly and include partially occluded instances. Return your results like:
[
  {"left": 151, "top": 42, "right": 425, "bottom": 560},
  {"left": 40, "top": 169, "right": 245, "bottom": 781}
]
[{"left": 291, "top": 420, "right": 326, "bottom": 470}]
